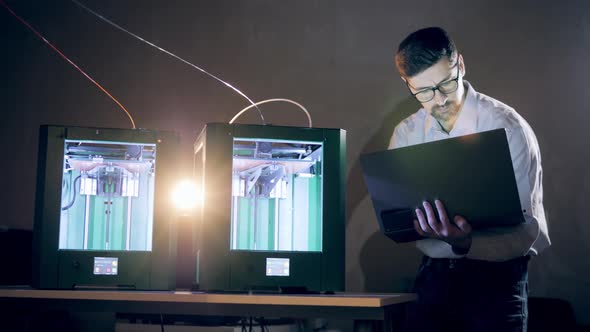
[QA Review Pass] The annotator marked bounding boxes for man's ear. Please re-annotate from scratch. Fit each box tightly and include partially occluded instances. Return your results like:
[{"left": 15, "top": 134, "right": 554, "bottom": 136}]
[{"left": 459, "top": 54, "right": 466, "bottom": 77}]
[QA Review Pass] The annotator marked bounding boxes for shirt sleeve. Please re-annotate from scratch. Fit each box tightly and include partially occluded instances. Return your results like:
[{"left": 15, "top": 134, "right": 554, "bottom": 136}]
[
  {"left": 465, "top": 124, "right": 541, "bottom": 261},
  {"left": 389, "top": 123, "right": 409, "bottom": 149}
]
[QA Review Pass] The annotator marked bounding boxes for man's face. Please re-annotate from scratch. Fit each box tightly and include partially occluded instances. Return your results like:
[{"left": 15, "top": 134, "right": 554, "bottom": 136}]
[{"left": 404, "top": 56, "right": 465, "bottom": 124}]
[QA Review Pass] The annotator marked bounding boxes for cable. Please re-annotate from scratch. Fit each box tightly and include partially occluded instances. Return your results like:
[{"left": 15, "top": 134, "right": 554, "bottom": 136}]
[
  {"left": 0, "top": 0, "right": 136, "bottom": 129},
  {"left": 61, "top": 175, "right": 82, "bottom": 211},
  {"left": 69, "top": 0, "right": 266, "bottom": 125},
  {"left": 229, "top": 98, "right": 313, "bottom": 128},
  {"left": 159, "top": 313, "right": 165, "bottom": 332},
  {"left": 256, "top": 317, "right": 269, "bottom": 332}
]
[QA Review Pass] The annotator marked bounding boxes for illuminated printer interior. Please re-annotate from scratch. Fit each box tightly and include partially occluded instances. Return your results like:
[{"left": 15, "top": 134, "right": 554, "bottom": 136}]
[
  {"left": 231, "top": 138, "right": 323, "bottom": 252},
  {"left": 59, "top": 140, "right": 156, "bottom": 253}
]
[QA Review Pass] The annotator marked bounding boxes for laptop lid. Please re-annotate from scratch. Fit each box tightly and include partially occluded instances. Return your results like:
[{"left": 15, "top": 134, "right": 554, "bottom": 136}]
[{"left": 360, "top": 128, "right": 525, "bottom": 243}]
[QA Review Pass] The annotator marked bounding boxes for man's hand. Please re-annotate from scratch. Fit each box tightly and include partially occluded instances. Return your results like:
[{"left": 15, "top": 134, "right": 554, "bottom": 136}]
[{"left": 414, "top": 199, "right": 472, "bottom": 250}]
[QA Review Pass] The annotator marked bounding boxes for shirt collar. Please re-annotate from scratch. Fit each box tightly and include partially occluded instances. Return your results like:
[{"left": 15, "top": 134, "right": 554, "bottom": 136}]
[{"left": 424, "top": 80, "right": 479, "bottom": 137}]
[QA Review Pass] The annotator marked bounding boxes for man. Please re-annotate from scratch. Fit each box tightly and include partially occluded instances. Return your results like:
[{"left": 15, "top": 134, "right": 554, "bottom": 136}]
[{"left": 389, "top": 27, "right": 550, "bottom": 332}]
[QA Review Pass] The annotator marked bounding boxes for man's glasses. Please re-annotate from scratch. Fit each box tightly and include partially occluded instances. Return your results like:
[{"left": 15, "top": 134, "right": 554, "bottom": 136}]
[{"left": 408, "top": 63, "right": 461, "bottom": 103}]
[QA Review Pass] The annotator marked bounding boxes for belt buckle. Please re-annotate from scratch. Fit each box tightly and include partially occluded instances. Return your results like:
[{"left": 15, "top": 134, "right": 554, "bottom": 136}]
[{"left": 449, "top": 259, "right": 456, "bottom": 269}]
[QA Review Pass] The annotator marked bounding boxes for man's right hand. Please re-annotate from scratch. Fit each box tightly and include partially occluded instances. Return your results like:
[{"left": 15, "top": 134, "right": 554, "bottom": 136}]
[{"left": 413, "top": 199, "right": 473, "bottom": 250}]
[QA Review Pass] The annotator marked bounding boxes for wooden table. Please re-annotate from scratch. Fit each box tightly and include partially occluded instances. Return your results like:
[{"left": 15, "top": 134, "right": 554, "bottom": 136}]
[{"left": 0, "top": 288, "right": 416, "bottom": 331}]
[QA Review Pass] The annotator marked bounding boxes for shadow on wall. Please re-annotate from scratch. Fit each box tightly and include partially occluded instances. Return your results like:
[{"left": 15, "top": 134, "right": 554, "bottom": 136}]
[
  {"left": 360, "top": 231, "right": 422, "bottom": 292},
  {"left": 346, "top": 96, "right": 422, "bottom": 292},
  {"left": 346, "top": 96, "right": 418, "bottom": 224},
  {"left": 0, "top": 228, "right": 32, "bottom": 285}
]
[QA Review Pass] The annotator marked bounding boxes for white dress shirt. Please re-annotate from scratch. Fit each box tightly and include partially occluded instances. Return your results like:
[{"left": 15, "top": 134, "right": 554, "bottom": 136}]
[{"left": 389, "top": 81, "right": 550, "bottom": 262}]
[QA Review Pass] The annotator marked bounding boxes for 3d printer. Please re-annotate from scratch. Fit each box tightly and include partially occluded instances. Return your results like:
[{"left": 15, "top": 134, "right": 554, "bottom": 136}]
[
  {"left": 192, "top": 123, "right": 345, "bottom": 292},
  {"left": 33, "top": 125, "right": 179, "bottom": 290}
]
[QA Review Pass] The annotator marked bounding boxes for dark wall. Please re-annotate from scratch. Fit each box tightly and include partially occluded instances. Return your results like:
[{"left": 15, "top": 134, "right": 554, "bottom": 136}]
[{"left": 1, "top": 0, "right": 588, "bottom": 323}]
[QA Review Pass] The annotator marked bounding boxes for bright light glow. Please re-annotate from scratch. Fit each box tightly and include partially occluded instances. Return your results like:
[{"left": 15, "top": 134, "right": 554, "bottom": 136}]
[{"left": 171, "top": 179, "right": 200, "bottom": 211}]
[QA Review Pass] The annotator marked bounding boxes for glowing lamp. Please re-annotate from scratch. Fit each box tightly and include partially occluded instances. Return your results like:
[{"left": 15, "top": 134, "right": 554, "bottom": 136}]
[{"left": 171, "top": 179, "right": 200, "bottom": 212}]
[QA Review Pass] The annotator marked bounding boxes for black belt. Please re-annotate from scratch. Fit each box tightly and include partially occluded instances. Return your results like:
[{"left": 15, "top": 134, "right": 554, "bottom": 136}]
[{"left": 422, "top": 255, "right": 530, "bottom": 270}]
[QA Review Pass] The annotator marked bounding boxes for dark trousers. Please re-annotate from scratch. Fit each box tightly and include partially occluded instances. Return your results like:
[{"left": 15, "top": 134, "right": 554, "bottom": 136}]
[{"left": 405, "top": 255, "right": 530, "bottom": 332}]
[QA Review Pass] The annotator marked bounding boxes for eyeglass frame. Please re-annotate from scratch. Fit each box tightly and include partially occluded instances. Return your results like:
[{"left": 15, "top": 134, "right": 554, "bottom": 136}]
[{"left": 405, "top": 61, "right": 461, "bottom": 103}]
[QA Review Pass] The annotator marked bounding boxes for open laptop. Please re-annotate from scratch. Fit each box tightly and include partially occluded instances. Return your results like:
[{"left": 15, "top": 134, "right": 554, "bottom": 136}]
[{"left": 360, "top": 128, "right": 525, "bottom": 243}]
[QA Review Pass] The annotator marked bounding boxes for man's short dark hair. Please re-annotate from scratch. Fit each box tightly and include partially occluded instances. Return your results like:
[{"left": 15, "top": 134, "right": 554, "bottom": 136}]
[{"left": 395, "top": 27, "right": 458, "bottom": 78}]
